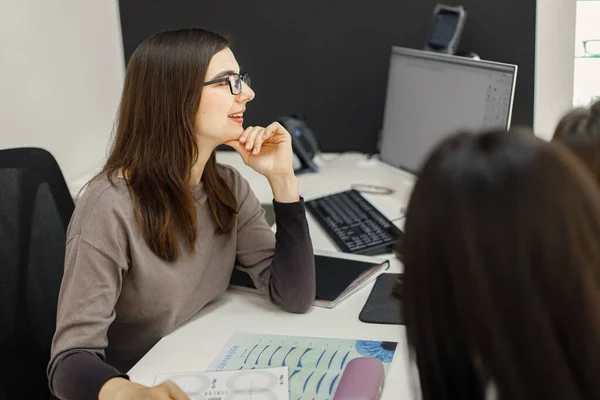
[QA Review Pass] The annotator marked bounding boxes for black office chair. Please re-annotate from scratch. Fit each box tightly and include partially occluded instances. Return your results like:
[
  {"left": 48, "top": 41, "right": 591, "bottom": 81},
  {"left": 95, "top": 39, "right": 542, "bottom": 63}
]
[{"left": 0, "top": 148, "right": 74, "bottom": 399}]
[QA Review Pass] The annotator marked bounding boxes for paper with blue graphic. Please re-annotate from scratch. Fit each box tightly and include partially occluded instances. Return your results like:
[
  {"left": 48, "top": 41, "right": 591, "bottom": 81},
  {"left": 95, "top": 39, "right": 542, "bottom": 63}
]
[{"left": 208, "top": 332, "right": 397, "bottom": 400}]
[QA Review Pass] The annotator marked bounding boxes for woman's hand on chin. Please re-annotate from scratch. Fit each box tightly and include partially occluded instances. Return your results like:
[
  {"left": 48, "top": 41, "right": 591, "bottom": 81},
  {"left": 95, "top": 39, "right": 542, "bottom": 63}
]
[
  {"left": 225, "top": 122, "right": 300, "bottom": 202},
  {"left": 225, "top": 121, "right": 295, "bottom": 179}
]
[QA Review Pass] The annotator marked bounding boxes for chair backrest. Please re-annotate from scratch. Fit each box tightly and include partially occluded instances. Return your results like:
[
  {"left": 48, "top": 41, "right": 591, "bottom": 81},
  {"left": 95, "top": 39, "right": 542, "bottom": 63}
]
[{"left": 0, "top": 147, "right": 74, "bottom": 398}]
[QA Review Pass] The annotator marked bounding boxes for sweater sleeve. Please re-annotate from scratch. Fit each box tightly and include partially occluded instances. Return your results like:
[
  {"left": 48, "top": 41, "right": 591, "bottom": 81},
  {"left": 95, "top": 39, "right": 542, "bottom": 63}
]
[
  {"left": 47, "top": 189, "right": 130, "bottom": 399},
  {"left": 229, "top": 167, "right": 316, "bottom": 313}
]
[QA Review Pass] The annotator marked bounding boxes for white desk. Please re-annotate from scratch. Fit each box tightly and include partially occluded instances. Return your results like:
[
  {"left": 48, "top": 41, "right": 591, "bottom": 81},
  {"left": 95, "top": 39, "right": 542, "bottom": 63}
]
[{"left": 127, "top": 152, "right": 418, "bottom": 399}]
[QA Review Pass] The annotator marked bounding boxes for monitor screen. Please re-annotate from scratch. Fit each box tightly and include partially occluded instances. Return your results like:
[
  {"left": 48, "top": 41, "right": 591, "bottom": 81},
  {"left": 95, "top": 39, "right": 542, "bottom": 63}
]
[{"left": 379, "top": 46, "right": 517, "bottom": 174}]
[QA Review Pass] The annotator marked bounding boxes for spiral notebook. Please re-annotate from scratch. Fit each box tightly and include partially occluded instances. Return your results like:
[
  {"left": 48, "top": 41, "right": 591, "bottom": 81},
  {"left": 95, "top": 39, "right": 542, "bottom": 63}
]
[{"left": 229, "top": 250, "right": 390, "bottom": 309}]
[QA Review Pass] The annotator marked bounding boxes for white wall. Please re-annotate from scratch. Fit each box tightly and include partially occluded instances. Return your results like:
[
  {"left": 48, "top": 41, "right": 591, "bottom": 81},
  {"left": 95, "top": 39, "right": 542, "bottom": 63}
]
[
  {"left": 0, "top": 0, "right": 125, "bottom": 193},
  {"left": 534, "top": 0, "right": 577, "bottom": 140}
]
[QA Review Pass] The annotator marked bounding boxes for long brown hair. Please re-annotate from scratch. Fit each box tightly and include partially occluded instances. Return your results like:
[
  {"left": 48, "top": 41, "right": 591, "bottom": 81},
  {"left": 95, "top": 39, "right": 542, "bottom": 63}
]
[
  {"left": 99, "top": 28, "right": 237, "bottom": 261},
  {"left": 552, "top": 99, "right": 600, "bottom": 187},
  {"left": 402, "top": 129, "right": 600, "bottom": 400}
]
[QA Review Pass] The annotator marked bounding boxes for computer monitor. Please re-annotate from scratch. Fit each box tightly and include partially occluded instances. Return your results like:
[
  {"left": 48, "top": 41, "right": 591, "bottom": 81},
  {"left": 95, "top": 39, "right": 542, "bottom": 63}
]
[{"left": 379, "top": 46, "right": 517, "bottom": 174}]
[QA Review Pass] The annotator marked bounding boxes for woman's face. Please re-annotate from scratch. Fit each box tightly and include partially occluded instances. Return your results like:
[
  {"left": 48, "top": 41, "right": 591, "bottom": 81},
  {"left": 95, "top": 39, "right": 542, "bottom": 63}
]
[{"left": 195, "top": 48, "right": 255, "bottom": 145}]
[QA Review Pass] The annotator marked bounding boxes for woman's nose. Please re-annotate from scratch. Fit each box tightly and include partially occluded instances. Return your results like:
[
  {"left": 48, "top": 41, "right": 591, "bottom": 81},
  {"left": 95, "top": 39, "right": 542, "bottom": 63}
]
[{"left": 238, "top": 82, "right": 255, "bottom": 103}]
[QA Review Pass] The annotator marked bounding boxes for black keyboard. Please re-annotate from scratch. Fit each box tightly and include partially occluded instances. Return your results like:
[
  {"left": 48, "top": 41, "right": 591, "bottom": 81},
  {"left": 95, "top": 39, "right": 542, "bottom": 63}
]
[{"left": 305, "top": 189, "right": 403, "bottom": 256}]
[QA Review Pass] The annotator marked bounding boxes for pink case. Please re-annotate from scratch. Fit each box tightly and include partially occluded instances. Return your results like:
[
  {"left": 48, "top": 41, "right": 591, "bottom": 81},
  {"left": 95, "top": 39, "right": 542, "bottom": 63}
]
[{"left": 333, "top": 357, "right": 385, "bottom": 400}]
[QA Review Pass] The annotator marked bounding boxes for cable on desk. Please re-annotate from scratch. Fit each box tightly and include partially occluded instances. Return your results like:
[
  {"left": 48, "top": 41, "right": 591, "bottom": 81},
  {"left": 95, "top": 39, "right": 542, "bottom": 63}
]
[
  {"left": 391, "top": 207, "right": 407, "bottom": 222},
  {"left": 350, "top": 183, "right": 395, "bottom": 195},
  {"left": 315, "top": 151, "right": 367, "bottom": 166}
]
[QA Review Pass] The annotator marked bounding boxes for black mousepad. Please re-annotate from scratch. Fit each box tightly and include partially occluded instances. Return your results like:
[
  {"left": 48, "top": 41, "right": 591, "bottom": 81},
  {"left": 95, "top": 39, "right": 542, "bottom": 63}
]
[{"left": 359, "top": 273, "right": 404, "bottom": 325}]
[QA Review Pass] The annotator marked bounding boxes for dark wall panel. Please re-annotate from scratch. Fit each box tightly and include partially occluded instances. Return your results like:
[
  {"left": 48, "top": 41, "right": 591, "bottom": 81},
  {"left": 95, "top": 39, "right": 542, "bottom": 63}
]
[{"left": 118, "top": 0, "right": 536, "bottom": 153}]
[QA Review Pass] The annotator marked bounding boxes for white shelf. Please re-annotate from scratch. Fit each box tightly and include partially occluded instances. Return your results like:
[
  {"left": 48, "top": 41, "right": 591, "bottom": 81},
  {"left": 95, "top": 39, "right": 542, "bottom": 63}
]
[{"left": 574, "top": 1, "right": 600, "bottom": 105}]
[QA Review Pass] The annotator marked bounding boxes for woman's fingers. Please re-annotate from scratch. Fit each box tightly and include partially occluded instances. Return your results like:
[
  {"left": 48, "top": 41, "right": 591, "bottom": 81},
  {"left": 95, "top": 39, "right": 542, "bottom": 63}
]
[
  {"left": 251, "top": 128, "right": 267, "bottom": 154},
  {"left": 240, "top": 126, "right": 268, "bottom": 155},
  {"left": 239, "top": 127, "right": 252, "bottom": 143},
  {"left": 242, "top": 126, "right": 263, "bottom": 152},
  {"left": 253, "top": 128, "right": 273, "bottom": 154},
  {"left": 238, "top": 122, "right": 291, "bottom": 155},
  {"left": 264, "top": 121, "right": 283, "bottom": 138}
]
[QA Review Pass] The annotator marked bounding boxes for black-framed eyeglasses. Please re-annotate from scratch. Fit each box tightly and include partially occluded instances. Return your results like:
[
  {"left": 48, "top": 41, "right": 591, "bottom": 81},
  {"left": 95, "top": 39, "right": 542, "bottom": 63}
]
[{"left": 203, "top": 72, "right": 251, "bottom": 95}]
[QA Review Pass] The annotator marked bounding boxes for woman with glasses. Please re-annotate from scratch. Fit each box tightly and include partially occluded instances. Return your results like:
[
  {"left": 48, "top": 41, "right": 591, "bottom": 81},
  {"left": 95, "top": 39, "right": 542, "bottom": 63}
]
[{"left": 48, "top": 28, "right": 316, "bottom": 400}]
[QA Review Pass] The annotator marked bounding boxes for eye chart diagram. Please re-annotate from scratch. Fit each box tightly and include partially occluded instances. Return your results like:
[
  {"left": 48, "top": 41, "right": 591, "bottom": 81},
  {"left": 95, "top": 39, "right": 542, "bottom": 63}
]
[
  {"left": 207, "top": 333, "right": 398, "bottom": 400},
  {"left": 154, "top": 366, "right": 289, "bottom": 400}
]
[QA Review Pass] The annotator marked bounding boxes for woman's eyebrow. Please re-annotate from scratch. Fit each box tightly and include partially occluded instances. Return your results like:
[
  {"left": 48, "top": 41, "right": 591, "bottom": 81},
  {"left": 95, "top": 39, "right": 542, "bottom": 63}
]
[{"left": 208, "top": 69, "right": 238, "bottom": 81}]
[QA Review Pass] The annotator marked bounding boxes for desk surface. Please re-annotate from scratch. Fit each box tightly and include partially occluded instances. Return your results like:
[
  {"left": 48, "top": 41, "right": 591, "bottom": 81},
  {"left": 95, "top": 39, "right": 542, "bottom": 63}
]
[{"left": 127, "top": 152, "right": 417, "bottom": 399}]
